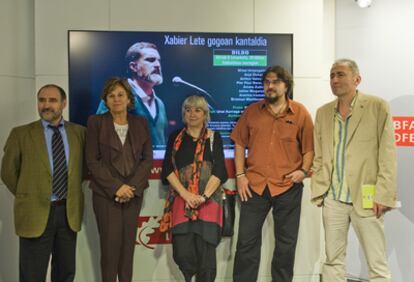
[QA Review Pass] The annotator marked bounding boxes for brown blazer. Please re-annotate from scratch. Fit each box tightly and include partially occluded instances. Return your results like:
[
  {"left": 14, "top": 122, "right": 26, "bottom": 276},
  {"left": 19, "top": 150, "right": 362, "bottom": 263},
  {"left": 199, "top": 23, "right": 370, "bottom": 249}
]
[{"left": 85, "top": 113, "right": 153, "bottom": 199}]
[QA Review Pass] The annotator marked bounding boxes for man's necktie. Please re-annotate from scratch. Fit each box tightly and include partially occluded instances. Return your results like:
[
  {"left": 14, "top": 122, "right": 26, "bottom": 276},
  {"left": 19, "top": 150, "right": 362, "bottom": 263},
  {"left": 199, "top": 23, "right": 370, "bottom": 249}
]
[{"left": 48, "top": 125, "right": 68, "bottom": 200}]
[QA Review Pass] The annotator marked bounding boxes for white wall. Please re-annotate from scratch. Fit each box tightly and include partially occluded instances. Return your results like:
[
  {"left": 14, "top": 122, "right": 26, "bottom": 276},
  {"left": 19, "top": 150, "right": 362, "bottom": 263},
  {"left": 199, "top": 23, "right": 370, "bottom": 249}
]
[
  {"left": 0, "top": 0, "right": 335, "bottom": 281},
  {"left": 0, "top": 1, "right": 35, "bottom": 282},
  {"left": 335, "top": 0, "right": 414, "bottom": 281}
]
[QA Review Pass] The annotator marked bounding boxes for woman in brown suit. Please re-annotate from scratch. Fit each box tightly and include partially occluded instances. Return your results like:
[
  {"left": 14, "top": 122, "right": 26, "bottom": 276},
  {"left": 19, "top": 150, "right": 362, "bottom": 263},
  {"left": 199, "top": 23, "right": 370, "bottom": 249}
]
[{"left": 86, "top": 77, "right": 153, "bottom": 282}]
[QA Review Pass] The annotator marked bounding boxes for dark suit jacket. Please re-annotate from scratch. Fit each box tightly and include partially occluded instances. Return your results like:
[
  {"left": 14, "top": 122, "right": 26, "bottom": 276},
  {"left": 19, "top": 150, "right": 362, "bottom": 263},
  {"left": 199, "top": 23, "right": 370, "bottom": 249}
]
[
  {"left": 1, "top": 120, "right": 86, "bottom": 237},
  {"left": 85, "top": 113, "right": 153, "bottom": 199}
]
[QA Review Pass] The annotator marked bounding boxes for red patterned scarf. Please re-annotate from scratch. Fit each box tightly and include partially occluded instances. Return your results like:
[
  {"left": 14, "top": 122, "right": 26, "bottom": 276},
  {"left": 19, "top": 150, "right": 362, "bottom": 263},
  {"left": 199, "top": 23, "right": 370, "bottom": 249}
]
[{"left": 160, "top": 127, "right": 208, "bottom": 232}]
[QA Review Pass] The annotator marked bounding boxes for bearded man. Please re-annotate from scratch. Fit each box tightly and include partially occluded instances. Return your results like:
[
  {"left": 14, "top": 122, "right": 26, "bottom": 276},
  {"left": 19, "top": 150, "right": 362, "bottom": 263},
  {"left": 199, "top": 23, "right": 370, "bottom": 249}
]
[
  {"left": 231, "top": 65, "right": 314, "bottom": 282},
  {"left": 97, "top": 42, "right": 167, "bottom": 147}
]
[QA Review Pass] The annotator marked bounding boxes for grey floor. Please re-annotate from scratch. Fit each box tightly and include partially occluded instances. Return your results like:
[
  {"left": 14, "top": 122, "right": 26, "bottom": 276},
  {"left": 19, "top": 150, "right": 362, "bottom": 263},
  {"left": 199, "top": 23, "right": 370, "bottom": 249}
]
[{"left": 317, "top": 275, "right": 367, "bottom": 282}]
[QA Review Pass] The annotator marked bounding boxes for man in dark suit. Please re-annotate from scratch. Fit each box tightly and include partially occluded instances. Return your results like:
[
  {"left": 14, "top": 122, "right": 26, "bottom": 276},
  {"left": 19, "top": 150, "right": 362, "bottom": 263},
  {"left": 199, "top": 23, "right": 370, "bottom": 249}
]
[{"left": 1, "top": 84, "right": 86, "bottom": 282}]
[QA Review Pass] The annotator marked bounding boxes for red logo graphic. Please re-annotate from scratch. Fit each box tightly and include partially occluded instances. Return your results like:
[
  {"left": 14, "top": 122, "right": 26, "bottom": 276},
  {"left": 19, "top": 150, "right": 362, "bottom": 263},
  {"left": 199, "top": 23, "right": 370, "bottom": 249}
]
[
  {"left": 393, "top": 116, "right": 414, "bottom": 147},
  {"left": 150, "top": 160, "right": 163, "bottom": 179},
  {"left": 136, "top": 216, "right": 171, "bottom": 249}
]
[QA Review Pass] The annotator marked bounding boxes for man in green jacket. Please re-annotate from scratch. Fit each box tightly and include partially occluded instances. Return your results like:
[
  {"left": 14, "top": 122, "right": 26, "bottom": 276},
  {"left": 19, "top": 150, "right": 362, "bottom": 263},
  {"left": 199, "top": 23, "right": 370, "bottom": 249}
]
[{"left": 1, "top": 84, "right": 86, "bottom": 282}]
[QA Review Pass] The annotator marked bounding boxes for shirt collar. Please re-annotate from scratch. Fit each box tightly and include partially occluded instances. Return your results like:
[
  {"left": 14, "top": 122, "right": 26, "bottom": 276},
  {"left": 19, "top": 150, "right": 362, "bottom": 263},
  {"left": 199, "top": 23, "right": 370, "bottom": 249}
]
[
  {"left": 334, "top": 90, "right": 359, "bottom": 112},
  {"left": 128, "top": 78, "right": 157, "bottom": 104},
  {"left": 260, "top": 99, "right": 295, "bottom": 114},
  {"left": 41, "top": 118, "right": 65, "bottom": 129}
]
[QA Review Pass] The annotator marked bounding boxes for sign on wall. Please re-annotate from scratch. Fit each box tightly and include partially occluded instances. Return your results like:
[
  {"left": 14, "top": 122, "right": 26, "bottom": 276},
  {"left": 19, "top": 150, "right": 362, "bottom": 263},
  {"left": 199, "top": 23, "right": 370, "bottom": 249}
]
[{"left": 68, "top": 30, "right": 293, "bottom": 157}]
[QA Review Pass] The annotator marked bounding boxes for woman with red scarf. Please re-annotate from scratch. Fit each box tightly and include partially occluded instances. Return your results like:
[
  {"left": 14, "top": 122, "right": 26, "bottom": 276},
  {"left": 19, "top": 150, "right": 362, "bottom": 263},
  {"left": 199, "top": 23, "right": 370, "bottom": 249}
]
[{"left": 160, "top": 95, "right": 228, "bottom": 282}]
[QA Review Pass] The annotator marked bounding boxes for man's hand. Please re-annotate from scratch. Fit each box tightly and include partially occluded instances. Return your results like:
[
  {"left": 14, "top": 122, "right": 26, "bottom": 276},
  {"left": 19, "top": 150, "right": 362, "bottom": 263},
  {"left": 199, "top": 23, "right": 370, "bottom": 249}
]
[
  {"left": 285, "top": 170, "right": 306, "bottom": 183},
  {"left": 373, "top": 202, "right": 392, "bottom": 218},
  {"left": 236, "top": 175, "right": 252, "bottom": 202}
]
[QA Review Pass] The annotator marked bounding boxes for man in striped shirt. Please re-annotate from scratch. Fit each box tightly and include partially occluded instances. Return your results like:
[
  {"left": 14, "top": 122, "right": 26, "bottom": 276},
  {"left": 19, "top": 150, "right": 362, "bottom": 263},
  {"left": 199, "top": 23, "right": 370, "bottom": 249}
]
[{"left": 311, "top": 59, "right": 397, "bottom": 282}]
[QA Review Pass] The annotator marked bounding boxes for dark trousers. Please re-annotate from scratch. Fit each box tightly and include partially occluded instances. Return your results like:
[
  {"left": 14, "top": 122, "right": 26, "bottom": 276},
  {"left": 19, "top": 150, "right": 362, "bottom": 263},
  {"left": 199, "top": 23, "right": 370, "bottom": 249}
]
[
  {"left": 93, "top": 193, "right": 143, "bottom": 282},
  {"left": 172, "top": 233, "right": 217, "bottom": 282},
  {"left": 19, "top": 203, "right": 77, "bottom": 282},
  {"left": 233, "top": 183, "right": 303, "bottom": 282}
]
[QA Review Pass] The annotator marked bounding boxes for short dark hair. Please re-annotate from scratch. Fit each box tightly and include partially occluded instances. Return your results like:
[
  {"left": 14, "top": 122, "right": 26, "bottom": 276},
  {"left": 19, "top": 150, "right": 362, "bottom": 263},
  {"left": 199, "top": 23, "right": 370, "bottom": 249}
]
[
  {"left": 125, "top": 42, "right": 158, "bottom": 62},
  {"left": 261, "top": 66, "right": 294, "bottom": 99},
  {"left": 101, "top": 77, "right": 135, "bottom": 110},
  {"left": 37, "top": 84, "right": 66, "bottom": 100},
  {"left": 125, "top": 42, "right": 159, "bottom": 76}
]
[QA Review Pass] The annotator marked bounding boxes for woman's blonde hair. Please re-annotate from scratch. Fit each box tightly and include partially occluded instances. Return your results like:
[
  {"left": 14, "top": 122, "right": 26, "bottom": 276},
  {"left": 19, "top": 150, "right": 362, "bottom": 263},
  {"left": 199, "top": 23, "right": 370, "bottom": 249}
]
[{"left": 181, "top": 95, "right": 210, "bottom": 125}]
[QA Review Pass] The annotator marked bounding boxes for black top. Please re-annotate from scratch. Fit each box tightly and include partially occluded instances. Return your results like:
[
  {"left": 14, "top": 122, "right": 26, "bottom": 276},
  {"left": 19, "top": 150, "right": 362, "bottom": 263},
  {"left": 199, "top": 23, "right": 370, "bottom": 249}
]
[
  {"left": 161, "top": 129, "right": 228, "bottom": 185},
  {"left": 161, "top": 129, "right": 228, "bottom": 246}
]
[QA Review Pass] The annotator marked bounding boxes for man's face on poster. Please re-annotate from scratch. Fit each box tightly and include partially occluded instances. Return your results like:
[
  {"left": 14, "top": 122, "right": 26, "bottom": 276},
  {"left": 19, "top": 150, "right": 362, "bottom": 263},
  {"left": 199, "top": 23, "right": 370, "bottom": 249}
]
[{"left": 131, "top": 47, "right": 163, "bottom": 85}]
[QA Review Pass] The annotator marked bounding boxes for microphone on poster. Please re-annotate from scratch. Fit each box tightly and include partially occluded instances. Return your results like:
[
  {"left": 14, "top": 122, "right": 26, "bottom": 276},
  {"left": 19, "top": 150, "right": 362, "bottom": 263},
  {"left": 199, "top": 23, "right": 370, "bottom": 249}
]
[{"left": 172, "top": 76, "right": 217, "bottom": 109}]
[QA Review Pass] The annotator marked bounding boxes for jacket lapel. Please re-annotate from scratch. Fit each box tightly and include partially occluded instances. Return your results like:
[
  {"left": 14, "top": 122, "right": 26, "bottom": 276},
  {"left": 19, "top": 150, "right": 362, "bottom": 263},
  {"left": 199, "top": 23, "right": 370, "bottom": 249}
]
[
  {"left": 101, "top": 112, "right": 122, "bottom": 152},
  {"left": 65, "top": 123, "right": 75, "bottom": 175},
  {"left": 101, "top": 113, "right": 128, "bottom": 176},
  {"left": 325, "top": 102, "right": 336, "bottom": 161},
  {"left": 126, "top": 114, "right": 141, "bottom": 158},
  {"left": 346, "top": 94, "right": 366, "bottom": 146},
  {"left": 30, "top": 121, "right": 51, "bottom": 176}
]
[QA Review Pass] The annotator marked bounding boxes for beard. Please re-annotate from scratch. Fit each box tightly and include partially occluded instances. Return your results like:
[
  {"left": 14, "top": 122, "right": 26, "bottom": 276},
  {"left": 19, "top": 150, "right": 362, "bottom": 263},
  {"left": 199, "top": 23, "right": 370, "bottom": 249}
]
[
  {"left": 140, "top": 72, "right": 163, "bottom": 85},
  {"left": 39, "top": 108, "right": 61, "bottom": 122},
  {"left": 265, "top": 95, "right": 280, "bottom": 104},
  {"left": 150, "top": 73, "right": 163, "bottom": 85}
]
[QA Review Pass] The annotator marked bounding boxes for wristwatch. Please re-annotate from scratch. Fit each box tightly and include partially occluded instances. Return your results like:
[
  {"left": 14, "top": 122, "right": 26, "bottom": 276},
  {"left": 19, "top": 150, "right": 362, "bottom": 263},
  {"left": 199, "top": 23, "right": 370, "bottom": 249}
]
[{"left": 299, "top": 168, "right": 308, "bottom": 177}]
